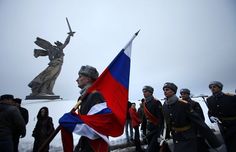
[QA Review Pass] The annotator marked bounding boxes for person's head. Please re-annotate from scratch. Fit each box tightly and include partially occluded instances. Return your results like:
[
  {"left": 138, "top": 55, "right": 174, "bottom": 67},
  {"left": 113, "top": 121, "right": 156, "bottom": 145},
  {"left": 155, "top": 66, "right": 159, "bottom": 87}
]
[
  {"left": 37, "top": 107, "right": 49, "bottom": 119},
  {"left": 209, "top": 81, "right": 223, "bottom": 94},
  {"left": 54, "top": 41, "right": 63, "bottom": 46},
  {"left": 131, "top": 102, "right": 136, "bottom": 109},
  {"left": 76, "top": 65, "right": 99, "bottom": 89},
  {"left": 0, "top": 94, "right": 14, "bottom": 103},
  {"left": 163, "top": 82, "right": 178, "bottom": 98},
  {"left": 142, "top": 86, "right": 154, "bottom": 98},
  {"left": 141, "top": 98, "right": 145, "bottom": 103},
  {"left": 180, "top": 88, "right": 190, "bottom": 100},
  {"left": 13, "top": 98, "right": 22, "bottom": 106}
]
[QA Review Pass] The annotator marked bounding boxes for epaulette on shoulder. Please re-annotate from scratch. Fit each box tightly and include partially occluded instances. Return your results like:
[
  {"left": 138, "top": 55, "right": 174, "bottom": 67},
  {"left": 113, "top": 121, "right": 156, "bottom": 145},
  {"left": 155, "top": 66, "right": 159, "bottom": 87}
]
[
  {"left": 224, "top": 93, "right": 236, "bottom": 96},
  {"left": 179, "top": 99, "right": 188, "bottom": 104}
]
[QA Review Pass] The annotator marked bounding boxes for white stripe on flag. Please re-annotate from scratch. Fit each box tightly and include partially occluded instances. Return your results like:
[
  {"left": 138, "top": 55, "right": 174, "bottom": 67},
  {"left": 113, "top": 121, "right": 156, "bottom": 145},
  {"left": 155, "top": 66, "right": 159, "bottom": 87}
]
[
  {"left": 74, "top": 123, "right": 110, "bottom": 144},
  {"left": 87, "top": 102, "right": 108, "bottom": 115},
  {"left": 124, "top": 42, "right": 132, "bottom": 58}
]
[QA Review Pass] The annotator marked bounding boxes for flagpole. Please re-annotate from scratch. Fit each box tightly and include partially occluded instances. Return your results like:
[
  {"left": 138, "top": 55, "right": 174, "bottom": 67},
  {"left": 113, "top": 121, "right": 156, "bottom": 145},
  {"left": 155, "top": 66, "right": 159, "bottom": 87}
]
[{"left": 123, "top": 29, "right": 140, "bottom": 50}]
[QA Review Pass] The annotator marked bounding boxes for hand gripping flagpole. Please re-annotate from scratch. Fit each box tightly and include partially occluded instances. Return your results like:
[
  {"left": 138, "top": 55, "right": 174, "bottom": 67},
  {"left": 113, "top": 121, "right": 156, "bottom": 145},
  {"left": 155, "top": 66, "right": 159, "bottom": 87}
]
[{"left": 38, "top": 30, "right": 140, "bottom": 152}]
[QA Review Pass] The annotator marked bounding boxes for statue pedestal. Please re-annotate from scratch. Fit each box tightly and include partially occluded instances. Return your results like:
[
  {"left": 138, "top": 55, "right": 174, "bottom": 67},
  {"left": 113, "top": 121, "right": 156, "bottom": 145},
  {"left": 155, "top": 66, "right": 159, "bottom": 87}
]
[{"left": 25, "top": 95, "right": 61, "bottom": 100}]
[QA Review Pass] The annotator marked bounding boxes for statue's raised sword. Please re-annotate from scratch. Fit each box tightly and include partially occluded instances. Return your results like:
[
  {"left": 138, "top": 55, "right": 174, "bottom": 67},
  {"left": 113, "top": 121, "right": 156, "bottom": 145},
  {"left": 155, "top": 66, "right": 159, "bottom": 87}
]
[{"left": 66, "top": 17, "right": 75, "bottom": 36}]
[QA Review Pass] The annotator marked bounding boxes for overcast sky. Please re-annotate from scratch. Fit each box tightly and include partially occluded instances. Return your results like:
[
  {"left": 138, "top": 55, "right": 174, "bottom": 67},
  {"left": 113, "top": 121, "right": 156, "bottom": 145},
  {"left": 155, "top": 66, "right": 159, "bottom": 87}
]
[{"left": 1, "top": 0, "right": 236, "bottom": 101}]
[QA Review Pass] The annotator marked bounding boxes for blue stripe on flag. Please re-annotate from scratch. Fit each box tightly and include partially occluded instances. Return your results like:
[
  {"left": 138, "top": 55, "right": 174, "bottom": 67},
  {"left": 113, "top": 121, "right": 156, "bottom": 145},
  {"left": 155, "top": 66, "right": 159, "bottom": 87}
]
[
  {"left": 108, "top": 50, "right": 130, "bottom": 89},
  {"left": 59, "top": 113, "right": 84, "bottom": 132}
]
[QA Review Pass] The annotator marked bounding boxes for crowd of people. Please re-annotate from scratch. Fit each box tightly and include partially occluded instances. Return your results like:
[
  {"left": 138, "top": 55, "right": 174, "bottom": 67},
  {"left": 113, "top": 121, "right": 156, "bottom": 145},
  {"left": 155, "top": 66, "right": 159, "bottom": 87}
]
[
  {"left": 0, "top": 94, "right": 54, "bottom": 152},
  {"left": 1, "top": 64, "right": 235, "bottom": 152}
]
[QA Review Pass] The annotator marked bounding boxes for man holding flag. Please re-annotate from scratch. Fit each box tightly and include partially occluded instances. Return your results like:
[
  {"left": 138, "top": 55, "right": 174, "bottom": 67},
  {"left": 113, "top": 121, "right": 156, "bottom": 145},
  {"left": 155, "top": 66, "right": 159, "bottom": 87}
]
[
  {"left": 73, "top": 65, "right": 108, "bottom": 151},
  {"left": 58, "top": 31, "right": 140, "bottom": 152}
]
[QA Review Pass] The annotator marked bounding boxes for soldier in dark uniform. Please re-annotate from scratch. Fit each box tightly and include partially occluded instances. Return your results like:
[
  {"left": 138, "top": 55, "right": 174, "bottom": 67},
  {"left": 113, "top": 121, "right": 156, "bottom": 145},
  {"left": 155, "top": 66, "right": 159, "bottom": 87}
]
[
  {"left": 180, "top": 89, "right": 205, "bottom": 120},
  {"left": 180, "top": 88, "right": 209, "bottom": 152},
  {"left": 142, "top": 85, "right": 164, "bottom": 152},
  {"left": 162, "top": 82, "right": 222, "bottom": 152},
  {"left": 73, "top": 65, "right": 108, "bottom": 152},
  {"left": 207, "top": 81, "right": 236, "bottom": 152}
]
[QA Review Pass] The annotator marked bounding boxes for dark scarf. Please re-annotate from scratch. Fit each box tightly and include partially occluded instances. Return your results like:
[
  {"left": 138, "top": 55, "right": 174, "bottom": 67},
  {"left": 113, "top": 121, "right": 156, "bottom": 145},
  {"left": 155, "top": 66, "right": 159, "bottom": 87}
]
[
  {"left": 164, "top": 94, "right": 178, "bottom": 105},
  {"left": 213, "top": 91, "right": 224, "bottom": 100},
  {"left": 145, "top": 95, "right": 154, "bottom": 102}
]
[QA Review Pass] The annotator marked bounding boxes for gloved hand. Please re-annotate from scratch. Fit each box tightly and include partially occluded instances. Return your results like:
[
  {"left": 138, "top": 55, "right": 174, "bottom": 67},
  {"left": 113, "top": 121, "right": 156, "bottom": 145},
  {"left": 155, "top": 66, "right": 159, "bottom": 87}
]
[
  {"left": 158, "top": 135, "right": 164, "bottom": 143},
  {"left": 210, "top": 116, "right": 221, "bottom": 123}
]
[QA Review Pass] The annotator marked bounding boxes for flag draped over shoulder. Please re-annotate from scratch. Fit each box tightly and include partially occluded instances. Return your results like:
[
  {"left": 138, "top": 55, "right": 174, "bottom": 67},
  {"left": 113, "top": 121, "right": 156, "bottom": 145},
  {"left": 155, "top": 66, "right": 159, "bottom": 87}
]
[{"left": 59, "top": 31, "right": 139, "bottom": 152}]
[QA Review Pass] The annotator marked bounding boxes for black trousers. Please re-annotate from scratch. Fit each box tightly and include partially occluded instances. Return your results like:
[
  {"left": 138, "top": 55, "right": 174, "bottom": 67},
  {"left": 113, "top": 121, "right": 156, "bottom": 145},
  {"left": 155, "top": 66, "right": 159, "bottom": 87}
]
[
  {"left": 146, "top": 129, "right": 160, "bottom": 152},
  {"left": 134, "top": 126, "right": 143, "bottom": 152}
]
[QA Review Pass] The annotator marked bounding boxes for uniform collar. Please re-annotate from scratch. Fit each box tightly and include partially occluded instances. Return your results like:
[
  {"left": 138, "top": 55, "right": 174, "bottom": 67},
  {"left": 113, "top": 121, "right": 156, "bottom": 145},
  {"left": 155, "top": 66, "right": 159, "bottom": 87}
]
[
  {"left": 213, "top": 91, "right": 224, "bottom": 98},
  {"left": 165, "top": 95, "right": 178, "bottom": 105},
  {"left": 145, "top": 96, "right": 154, "bottom": 102},
  {"left": 80, "top": 83, "right": 92, "bottom": 96}
]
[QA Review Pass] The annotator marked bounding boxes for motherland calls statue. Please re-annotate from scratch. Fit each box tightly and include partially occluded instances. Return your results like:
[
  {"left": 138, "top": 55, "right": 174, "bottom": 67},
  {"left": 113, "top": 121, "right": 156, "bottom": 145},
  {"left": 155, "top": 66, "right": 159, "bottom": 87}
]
[{"left": 26, "top": 18, "right": 75, "bottom": 99}]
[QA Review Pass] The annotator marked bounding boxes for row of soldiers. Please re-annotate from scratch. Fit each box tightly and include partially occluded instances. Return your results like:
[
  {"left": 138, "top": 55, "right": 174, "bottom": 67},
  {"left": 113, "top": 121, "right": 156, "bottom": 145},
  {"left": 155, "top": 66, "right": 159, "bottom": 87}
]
[{"left": 140, "top": 81, "right": 236, "bottom": 152}]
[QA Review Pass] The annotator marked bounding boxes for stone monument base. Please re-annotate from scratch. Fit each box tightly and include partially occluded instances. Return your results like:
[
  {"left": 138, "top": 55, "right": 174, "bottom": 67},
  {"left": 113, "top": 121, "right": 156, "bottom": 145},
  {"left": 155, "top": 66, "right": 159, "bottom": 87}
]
[{"left": 25, "top": 95, "right": 61, "bottom": 100}]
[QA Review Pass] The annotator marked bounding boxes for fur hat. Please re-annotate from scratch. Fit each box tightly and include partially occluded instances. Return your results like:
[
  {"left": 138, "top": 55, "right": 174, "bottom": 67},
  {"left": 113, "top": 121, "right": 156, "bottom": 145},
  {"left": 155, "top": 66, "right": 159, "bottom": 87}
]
[
  {"left": 209, "top": 81, "right": 223, "bottom": 90},
  {"left": 163, "top": 82, "right": 178, "bottom": 94},
  {"left": 180, "top": 88, "right": 190, "bottom": 95},
  {"left": 0, "top": 94, "right": 14, "bottom": 100},
  {"left": 142, "top": 86, "right": 154, "bottom": 94},
  {"left": 79, "top": 65, "right": 99, "bottom": 80}
]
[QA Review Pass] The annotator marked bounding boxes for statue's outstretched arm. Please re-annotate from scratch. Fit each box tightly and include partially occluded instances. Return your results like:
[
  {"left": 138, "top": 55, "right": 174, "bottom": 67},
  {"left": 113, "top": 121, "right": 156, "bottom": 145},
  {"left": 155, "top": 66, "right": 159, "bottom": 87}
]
[{"left": 61, "top": 34, "right": 71, "bottom": 49}]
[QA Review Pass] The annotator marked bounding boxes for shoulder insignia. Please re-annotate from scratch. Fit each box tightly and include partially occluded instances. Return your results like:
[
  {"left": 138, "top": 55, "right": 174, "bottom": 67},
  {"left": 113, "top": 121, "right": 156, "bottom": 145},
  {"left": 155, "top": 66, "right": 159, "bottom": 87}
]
[{"left": 179, "top": 99, "right": 188, "bottom": 104}]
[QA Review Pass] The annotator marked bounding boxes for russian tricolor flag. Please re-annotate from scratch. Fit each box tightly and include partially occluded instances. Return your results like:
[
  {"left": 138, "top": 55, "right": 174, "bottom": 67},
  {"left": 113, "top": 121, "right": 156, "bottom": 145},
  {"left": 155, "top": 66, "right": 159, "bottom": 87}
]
[
  {"left": 59, "top": 102, "right": 111, "bottom": 143},
  {"left": 59, "top": 31, "right": 139, "bottom": 151}
]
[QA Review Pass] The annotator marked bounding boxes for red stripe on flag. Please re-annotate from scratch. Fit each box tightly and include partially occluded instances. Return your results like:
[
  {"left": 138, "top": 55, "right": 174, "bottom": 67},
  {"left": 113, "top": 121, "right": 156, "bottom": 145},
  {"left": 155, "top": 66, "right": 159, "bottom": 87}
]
[{"left": 61, "top": 127, "right": 74, "bottom": 152}]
